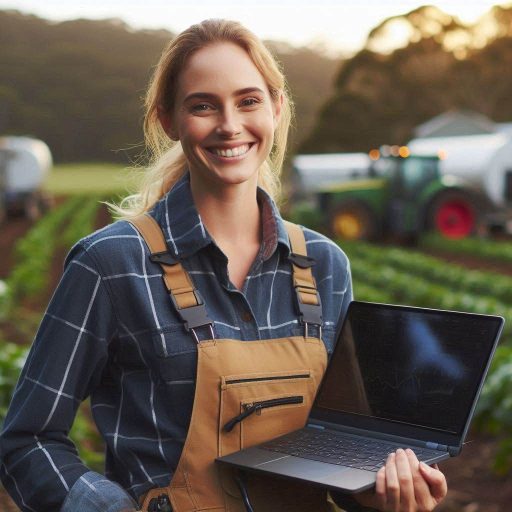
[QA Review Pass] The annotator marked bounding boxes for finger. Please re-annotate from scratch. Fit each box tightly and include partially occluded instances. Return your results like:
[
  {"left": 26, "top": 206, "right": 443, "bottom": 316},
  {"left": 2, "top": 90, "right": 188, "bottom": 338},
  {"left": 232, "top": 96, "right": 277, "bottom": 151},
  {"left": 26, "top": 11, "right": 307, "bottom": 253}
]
[
  {"left": 395, "top": 448, "right": 415, "bottom": 510},
  {"left": 374, "top": 466, "right": 387, "bottom": 510},
  {"left": 385, "top": 452, "right": 400, "bottom": 510},
  {"left": 406, "top": 449, "right": 432, "bottom": 509},
  {"left": 419, "top": 462, "right": 448, "bottom": 503}
]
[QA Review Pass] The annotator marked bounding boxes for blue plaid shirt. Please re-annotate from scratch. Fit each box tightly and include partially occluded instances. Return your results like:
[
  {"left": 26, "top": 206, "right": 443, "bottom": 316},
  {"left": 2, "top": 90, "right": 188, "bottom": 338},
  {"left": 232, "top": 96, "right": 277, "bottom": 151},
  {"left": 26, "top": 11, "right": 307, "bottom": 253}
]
[{"left": 0, "top": 173, "right": 352, "bottom": 512}]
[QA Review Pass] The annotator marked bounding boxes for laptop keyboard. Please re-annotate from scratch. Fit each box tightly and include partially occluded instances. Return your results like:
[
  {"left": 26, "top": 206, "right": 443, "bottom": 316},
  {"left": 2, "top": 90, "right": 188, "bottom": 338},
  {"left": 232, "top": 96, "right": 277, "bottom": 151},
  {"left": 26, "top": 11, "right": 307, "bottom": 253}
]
[{"left": 261, "top": 429, "right": 442, "bottom": 472}]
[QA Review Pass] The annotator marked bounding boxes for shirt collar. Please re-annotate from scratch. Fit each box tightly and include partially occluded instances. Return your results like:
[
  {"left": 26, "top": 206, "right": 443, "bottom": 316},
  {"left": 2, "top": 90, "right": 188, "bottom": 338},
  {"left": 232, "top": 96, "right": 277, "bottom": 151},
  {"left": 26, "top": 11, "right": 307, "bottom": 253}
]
[{"left": 150, "top": 172, "right": 290, "bottom": 260}]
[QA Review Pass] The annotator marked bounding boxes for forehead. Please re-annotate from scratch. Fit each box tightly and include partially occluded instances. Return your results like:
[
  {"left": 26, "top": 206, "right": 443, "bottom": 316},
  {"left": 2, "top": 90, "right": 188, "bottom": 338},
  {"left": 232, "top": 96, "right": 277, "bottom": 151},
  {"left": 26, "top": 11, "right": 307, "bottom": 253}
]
[{"left": 176, "top": 42, "right": 269, "bottom": 99}]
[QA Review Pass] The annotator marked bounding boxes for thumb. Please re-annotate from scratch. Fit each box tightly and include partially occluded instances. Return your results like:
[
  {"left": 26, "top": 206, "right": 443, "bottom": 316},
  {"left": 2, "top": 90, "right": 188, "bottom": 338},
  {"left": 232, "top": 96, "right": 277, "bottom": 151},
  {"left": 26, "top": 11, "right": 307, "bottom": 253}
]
[{"left": 419, "top": 462, "right": 448, "bottom": 502}]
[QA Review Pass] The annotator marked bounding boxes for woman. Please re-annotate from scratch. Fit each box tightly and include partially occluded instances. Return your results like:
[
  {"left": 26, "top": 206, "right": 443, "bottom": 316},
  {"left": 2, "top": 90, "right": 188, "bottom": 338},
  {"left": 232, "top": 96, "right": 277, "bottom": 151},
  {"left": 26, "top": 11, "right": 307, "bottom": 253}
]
[{"left": 0, "top": 19, "right": 447, "bottom": 512}]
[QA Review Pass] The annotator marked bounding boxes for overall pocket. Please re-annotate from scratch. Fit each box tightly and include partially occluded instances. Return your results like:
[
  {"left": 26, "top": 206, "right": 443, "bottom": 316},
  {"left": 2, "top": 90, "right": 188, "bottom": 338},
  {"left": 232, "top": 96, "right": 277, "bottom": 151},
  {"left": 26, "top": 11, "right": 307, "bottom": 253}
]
[{"left": 218, "top": 370, "right": 314, "bottom": 457}]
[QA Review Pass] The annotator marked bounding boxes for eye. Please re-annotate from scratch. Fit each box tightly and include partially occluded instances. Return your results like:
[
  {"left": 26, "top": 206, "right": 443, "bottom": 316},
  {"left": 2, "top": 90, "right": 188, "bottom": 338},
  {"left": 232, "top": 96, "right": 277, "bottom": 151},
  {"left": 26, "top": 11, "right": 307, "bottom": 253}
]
[
  {"left": 239, "top": 97, "right": 261, "bottom": 108},
  {"left": 190, "top": 103, "right": 214, "bottom": 113}
]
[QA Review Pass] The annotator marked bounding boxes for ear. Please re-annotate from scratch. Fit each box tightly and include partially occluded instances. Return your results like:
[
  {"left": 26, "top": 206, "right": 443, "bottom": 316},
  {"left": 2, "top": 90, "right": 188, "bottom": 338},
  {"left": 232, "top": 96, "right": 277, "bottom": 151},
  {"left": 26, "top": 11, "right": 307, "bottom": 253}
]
[
  {"left": 157, "top": 106, "right": 179, "bottom": 141},
  {"left": 273, "top": 92, "right": 284, "bottom": 129}
]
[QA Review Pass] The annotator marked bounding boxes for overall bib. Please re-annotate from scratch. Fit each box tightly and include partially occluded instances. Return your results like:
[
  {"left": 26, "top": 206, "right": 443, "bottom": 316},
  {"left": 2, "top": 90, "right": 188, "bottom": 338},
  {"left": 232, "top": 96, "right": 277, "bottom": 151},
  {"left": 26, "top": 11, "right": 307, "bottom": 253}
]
[{"left": 128, "top": 215, "right": 330, "bottom": 512}]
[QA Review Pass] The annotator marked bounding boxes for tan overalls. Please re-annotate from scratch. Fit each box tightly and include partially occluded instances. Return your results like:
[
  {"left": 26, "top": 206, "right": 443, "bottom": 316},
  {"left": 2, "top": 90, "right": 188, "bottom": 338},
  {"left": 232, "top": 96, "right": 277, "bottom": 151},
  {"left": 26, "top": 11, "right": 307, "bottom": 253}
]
[{"left": 129, "top": 215, "right": 330, "bottom": 512}]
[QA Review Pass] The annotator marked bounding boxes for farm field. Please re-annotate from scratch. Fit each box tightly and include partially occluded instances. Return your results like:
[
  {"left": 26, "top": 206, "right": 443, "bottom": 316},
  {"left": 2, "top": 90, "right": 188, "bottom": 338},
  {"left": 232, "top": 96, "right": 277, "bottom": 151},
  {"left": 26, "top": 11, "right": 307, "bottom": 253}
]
[
  {"left": 1, "top": 167, "right": 511, "bottom": 511},
  {"left": 43, "top": 162, "right": 142, "bottom": 196}
]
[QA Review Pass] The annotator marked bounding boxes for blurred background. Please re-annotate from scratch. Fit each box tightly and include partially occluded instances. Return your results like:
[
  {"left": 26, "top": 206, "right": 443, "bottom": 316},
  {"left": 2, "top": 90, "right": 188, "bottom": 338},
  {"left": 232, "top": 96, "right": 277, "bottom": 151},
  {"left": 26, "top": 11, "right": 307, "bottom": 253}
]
[{"left": 0, "top": 1, "right": 511, "bottom": 510}]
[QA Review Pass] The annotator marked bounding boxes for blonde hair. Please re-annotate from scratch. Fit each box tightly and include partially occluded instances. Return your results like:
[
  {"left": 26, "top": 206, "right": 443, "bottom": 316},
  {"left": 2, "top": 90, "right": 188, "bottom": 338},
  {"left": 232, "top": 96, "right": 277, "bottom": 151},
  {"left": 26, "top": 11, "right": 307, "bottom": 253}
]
[{"left": 112, "top": 19, "right": 293, "bottom": 218}]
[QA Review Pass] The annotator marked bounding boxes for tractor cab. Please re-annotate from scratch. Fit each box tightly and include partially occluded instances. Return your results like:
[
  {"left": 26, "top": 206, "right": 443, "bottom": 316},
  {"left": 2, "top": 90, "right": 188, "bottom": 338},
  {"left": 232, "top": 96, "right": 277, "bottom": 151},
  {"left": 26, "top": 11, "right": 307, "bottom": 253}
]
[{"left": 372, "top": 153, "right": 441, "bottom": 236}]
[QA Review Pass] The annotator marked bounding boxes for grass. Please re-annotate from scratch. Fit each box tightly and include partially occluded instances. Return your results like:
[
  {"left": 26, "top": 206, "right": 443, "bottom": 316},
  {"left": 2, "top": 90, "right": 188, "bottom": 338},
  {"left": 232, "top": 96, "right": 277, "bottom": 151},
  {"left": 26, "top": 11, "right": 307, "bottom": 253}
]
[{"left": 43, "top": 162, "right": 143, "bottom": 196}]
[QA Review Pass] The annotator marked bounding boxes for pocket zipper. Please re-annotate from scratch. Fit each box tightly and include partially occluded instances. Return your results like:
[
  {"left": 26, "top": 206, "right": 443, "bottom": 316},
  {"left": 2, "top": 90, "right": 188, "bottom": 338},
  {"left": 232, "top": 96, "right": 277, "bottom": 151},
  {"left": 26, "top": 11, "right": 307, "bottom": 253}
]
[
  {"left": 225, "top": 373, "right": 310, "bottom": 385},
  {"left": 223, "top": 396, "right": 304, "bottom": 432}
]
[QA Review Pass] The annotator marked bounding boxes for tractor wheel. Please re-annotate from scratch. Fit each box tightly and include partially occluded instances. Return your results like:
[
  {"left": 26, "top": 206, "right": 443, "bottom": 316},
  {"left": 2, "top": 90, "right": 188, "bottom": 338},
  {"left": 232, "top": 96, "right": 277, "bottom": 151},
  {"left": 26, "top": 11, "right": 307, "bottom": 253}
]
[
  {"left": 23, "top": 194, "right": 42, "bottom": 221},
  {"left": 330, "top": 202, "right": 376, "bottom": 241},
  {"left": 428, "top": 192, "right": 476, "bottom": 239}
]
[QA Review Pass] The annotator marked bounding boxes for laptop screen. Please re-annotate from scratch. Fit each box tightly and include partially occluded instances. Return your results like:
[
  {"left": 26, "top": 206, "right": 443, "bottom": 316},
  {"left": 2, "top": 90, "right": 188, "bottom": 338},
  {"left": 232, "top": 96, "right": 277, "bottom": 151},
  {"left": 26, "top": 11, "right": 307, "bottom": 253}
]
[{"left": 311, "top": 302, "right": 503, "bottom": 441}]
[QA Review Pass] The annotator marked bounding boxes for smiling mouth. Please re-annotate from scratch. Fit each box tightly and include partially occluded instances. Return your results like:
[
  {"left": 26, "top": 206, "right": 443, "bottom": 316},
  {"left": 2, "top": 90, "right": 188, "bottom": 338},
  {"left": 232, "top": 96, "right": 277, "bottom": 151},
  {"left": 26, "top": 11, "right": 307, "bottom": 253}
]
[{"left": 208, "top": 143, "right": 253, "bottom": 158}]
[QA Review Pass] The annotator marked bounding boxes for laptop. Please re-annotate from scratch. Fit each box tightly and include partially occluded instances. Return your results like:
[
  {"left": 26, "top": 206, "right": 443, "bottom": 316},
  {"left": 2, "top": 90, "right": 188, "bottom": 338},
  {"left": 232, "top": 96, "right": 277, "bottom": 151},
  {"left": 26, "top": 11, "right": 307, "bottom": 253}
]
[{"left": 216, "top": 301, "right": 504, "bottom": 493}]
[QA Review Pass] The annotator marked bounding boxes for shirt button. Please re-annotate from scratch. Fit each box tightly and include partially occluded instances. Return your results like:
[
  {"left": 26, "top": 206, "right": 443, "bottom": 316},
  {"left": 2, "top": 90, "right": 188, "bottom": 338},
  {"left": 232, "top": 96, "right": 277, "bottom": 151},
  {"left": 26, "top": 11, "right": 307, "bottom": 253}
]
[{"left": 241, "top": 311, "right": 253, "bottom": 322}]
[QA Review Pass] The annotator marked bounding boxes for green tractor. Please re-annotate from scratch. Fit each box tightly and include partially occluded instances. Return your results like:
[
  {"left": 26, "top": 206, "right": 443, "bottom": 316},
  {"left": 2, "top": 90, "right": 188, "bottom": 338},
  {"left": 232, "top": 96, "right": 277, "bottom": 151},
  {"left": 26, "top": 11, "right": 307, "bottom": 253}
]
[{"left": 292, "top": 151, "right": 482, "bottom": 241}]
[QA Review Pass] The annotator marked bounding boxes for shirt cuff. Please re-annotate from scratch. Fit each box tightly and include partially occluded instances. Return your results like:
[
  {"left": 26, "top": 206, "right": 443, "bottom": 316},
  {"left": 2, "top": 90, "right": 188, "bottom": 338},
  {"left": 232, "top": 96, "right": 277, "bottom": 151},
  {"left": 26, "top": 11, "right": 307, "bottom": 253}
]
[{"left": 61, "top": 471, "right": 138, "bottom": 512}]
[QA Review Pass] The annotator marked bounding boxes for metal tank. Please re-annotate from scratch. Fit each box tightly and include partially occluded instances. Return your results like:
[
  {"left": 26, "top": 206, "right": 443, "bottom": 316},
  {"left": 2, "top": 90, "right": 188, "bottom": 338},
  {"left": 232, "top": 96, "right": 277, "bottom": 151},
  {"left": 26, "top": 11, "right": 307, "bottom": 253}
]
[
  {"left": 292, "top": 153, "right": 372, "bottom": 194},
  {"left": 0, "top": 136, "right": 52, "bottom": 219},
  {"left": 408, "top": 133, "right": 512, "bottom": 209}
]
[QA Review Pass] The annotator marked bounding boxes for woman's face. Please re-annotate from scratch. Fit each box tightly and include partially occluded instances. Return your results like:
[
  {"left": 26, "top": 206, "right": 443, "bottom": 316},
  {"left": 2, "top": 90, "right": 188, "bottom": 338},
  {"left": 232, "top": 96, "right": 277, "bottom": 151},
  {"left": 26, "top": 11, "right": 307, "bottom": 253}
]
[{"left": 161, "top": 42, "right": 281, "bottom": 192}]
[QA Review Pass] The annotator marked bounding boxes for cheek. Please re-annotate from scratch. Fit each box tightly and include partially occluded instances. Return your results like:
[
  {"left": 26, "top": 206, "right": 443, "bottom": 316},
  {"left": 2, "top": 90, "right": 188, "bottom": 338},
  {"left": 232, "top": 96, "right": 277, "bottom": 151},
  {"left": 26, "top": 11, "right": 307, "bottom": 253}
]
[
  {"left": 179, "top": 116, "right": 213, "bottom": 143},
  {"left": 250, "top": 113, "right": 276, "bottom": 142}
]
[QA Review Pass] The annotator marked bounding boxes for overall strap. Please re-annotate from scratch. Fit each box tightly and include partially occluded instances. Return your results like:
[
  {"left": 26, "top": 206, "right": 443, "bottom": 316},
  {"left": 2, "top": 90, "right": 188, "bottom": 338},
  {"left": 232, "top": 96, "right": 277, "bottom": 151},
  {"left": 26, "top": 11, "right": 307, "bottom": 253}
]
[
  {"left": 127, "top": 214, "right": 214, "bottom": 342},
  {"left": 284, "top": 221, "right": 322, "bottom": 337}
]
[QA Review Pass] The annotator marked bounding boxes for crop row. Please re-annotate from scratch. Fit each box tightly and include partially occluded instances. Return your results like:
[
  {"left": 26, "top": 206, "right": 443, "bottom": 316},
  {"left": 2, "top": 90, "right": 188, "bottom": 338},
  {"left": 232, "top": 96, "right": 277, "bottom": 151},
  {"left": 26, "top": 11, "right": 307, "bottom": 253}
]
[
  {"left": 0, "top": 197, "right": 108, "bottom": 469},
  {"left": 344, "top": 241, "right": 512, "bottom": 305},
  {"left": 420, "top": 233, "right": 512, "bottom": 264},
  {"left": 347, "top": 255, "right": 512, "bottom": 341},
  {"left": 0, "top": 196, "right": 102, "bottom": 318}
]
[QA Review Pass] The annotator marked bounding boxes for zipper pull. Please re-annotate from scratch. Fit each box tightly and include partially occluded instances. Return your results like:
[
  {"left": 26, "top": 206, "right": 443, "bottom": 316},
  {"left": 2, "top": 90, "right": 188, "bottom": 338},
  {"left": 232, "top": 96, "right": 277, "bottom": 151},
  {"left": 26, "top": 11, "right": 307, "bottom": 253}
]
[{"left": 223, "top": 403, "right": 261, "bottom": 432}]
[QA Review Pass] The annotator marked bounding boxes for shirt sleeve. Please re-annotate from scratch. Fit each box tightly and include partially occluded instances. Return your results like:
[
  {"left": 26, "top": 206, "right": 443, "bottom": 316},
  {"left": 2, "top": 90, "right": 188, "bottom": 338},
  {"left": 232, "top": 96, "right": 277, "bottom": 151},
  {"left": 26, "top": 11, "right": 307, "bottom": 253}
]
[
  {"left": 0, "top": 242, "right": 133, "bottom": 512},
  {"left": 333, "top": 258, "right": 353, "bottom": 344},
  {"left": 61, "top": 471, "right": 138, "bottom": 512}
]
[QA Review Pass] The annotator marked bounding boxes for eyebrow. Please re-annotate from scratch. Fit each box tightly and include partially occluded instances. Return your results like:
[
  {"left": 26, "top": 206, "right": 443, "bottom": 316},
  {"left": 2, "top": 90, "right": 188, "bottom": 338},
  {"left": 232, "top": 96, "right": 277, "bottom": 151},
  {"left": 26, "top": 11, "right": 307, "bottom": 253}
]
[{"left": 183, "top": 87, "right": 265, "bottom": 103}]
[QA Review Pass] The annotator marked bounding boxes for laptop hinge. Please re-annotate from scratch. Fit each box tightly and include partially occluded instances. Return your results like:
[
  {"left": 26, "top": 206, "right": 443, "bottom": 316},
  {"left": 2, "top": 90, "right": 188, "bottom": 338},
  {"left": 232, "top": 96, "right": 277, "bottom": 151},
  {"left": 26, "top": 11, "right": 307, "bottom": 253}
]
[
  {"left": 426, "top": 441, "right": 448, "bottom": 451},
  {"left": 306, "top": 423, "right": 325, "bottom": 430}
]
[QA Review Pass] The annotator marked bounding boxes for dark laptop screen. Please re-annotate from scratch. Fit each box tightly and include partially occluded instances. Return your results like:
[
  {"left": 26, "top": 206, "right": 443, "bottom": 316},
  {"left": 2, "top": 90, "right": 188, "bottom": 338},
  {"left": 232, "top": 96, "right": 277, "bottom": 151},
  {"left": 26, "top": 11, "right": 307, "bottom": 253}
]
[{"left": 313, "top": 302, "right": 503, "bottom": 437}]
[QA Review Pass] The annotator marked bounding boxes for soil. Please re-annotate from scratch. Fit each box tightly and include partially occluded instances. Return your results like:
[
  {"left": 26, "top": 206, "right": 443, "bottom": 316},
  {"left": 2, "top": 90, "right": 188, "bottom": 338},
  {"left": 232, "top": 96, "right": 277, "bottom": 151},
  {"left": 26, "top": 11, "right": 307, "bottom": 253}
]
[
  {"left": 420, "top": 248, "right": 512, "bottom": 277},
  {"left": 0, "top": 216, "right": 32, "bottom": 279},
  {"left": 0, "top": 217, "right": 511, "bottom": 511}
]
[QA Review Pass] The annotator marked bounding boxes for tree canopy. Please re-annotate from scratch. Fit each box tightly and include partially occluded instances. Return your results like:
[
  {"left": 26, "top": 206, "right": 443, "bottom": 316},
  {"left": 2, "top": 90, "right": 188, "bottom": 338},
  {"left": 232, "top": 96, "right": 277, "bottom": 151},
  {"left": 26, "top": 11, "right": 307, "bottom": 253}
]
[
  {"left": 301, "top": 5, "right": 512, "bottom": 153},
  {"left": 0, "top": 10, "right": 339, "bottom": 163}
]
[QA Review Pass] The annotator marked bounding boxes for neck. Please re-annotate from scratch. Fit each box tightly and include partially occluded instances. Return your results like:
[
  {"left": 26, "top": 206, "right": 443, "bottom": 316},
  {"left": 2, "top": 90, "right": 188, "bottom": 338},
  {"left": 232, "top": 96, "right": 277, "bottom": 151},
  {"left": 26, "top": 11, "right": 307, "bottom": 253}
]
[{"left": 189, "top": 175, "right": 261, "bottom": 247}]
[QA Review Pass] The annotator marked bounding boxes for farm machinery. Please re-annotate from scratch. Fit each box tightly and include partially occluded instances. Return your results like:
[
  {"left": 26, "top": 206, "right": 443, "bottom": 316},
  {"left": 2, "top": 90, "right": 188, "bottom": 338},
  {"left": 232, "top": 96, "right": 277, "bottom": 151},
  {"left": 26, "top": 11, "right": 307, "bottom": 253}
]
[
  {"left": 292, "top": 134, "right": 512, "bottom": 240},
  {"left": 0, "top": 136, "right": 52, "bottom": 223}
]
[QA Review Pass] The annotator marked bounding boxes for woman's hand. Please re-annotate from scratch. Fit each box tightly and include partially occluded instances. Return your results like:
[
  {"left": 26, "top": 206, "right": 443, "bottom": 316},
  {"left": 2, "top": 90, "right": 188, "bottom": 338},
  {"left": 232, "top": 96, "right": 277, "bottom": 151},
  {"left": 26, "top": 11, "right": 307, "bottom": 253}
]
[{"left": 354, "top": 448, "right": 447, "bottom": 511}]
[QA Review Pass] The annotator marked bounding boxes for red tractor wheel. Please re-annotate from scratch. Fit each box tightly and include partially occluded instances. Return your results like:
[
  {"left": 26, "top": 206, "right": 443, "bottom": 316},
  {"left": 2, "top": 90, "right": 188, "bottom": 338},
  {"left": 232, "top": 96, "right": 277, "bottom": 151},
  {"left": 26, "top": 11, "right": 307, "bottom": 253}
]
[{"left": 430, "top": 193, "right": 476, "bottom": 239}]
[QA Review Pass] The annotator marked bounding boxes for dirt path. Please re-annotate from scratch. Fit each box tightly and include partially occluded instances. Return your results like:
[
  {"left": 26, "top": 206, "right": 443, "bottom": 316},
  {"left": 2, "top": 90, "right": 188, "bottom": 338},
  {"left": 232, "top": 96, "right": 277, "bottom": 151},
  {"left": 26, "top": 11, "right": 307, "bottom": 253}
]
[{"left": 421, "top": 248, "right": 512, "bottom": 277}]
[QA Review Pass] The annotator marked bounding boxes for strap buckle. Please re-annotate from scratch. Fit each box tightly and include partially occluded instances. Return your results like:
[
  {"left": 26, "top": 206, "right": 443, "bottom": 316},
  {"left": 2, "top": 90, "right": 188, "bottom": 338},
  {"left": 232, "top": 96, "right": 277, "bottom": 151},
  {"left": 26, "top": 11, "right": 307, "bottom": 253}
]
[
  {"left": 169, "top": 290, "right": 215, "bottom": 343},
  {"left": 149, "top": 251, "right": 177, "bottom": 265},
  {"left": 148, "top": 493, "right": 173, "bottom": 512},
  {"left": 288, "top": 253, "right": 316, "bottom": 269},
  {"left": 295, "top": 287, "right": 323, "bottom": 338}
]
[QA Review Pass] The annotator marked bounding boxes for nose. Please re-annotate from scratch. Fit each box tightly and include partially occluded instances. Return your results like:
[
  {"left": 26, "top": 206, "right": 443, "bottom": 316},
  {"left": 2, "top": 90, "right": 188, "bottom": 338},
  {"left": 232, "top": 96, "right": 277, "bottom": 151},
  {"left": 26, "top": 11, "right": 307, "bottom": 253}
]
[{"left": 215, "top": 108, "right": 241, "bottom": 137}]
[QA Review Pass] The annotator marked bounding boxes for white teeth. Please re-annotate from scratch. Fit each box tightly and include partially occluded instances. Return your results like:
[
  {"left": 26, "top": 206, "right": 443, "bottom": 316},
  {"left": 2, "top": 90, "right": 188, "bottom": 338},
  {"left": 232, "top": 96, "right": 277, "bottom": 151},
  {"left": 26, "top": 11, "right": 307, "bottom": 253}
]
[{"left": 213, "top": 144, "right": 250, "bottom": 157}]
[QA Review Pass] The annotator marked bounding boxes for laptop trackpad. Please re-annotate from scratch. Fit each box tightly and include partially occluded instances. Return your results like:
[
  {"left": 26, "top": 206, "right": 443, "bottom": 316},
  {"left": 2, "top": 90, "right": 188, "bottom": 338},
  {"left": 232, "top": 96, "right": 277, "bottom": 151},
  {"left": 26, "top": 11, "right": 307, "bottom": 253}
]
[{"left": 257, "top": 456, "right": 350, "bottom": 481}]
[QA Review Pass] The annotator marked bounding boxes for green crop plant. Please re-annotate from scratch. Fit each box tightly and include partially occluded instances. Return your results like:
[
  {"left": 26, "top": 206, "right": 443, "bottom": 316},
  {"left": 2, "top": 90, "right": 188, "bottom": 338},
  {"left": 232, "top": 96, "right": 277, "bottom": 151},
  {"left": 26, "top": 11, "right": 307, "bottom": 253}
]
[
  {"left": 420, "top": 233, "right": 512, "bottom": 264},
  {"left": 475, "top": 345, "right": 512, "bottom": 474},
  {"left": 0, "top": 341, "right": 28, "bottom": 420},
  {"left": 61, "top": 197, "right": 102, "bottom": 249},
  {"left": 341, "top": 241, "right": 512, "bottom": 305}
]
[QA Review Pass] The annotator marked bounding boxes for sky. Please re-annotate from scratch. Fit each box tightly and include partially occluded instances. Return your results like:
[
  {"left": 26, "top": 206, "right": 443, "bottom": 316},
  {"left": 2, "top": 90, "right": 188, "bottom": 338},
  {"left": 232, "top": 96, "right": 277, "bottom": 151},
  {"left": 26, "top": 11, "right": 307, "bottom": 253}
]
[{"left": 1, "top": 0, "right": 511, "bottom": 54}]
